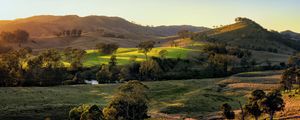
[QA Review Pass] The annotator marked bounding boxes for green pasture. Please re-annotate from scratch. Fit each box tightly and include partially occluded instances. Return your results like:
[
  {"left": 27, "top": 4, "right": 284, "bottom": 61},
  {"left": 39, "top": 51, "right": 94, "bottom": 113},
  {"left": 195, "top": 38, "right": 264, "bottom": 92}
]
[{"left": 83, "top": 47, "right": 197, "bottom": 67}]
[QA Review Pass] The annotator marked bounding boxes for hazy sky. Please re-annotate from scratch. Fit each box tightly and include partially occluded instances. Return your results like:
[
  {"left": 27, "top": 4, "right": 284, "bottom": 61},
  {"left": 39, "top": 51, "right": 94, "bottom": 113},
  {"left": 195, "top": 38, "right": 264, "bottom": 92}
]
[{"left": 1, "top": 0, "right": 299, "bottom": 32}]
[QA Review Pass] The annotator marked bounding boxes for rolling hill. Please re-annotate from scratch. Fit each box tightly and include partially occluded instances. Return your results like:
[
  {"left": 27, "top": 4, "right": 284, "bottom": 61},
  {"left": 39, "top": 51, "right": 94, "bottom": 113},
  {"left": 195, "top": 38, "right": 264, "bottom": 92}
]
[
  {"left": 193, "top": 17, "right": 300, "bottom": 54},
  {"left": 281, "top": 30, "right": 300, "bottom": 41},
  {"left": 0, "top": 15, "right": 208, "bottom": 49},
  {"left": 0, "top": 15, "right": 208, "bottom": 38}
]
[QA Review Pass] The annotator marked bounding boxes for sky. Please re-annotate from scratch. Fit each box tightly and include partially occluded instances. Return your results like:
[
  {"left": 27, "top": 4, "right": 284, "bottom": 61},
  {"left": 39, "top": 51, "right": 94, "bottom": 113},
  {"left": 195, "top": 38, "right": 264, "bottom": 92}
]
[{"left": 1, "top": 0, "right": 299, "bottom": 32}]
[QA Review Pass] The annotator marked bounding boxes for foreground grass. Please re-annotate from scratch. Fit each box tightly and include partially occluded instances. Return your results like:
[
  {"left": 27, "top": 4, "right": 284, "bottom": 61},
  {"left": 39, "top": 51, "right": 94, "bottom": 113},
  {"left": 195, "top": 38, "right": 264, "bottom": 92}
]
[
  {"left": 0, "top": 70, "right": 285, "bottom": 120},
  {"left": 83, "top": 47, "right": 198, "bottom": 67}
]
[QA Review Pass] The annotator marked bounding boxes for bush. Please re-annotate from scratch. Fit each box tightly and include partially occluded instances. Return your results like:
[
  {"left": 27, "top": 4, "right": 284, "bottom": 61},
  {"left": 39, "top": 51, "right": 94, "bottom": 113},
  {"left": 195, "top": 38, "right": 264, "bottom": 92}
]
[{"left": 69, "top": 104, "right": 104, "bottom": 120}]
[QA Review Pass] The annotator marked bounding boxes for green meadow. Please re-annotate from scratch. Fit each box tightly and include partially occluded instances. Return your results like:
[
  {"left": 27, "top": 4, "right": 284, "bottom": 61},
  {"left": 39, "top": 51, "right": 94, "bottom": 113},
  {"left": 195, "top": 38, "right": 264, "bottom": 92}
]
[{"left": 83, "top": 47, "right": 198, "bottom": 67}]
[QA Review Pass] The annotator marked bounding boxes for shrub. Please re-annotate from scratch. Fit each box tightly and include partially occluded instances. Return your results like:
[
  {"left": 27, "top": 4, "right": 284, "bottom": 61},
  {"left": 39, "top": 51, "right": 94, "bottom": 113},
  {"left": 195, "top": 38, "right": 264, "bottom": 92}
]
[{"left": 69, "top": 104, "right": 104, "bottom": 120}]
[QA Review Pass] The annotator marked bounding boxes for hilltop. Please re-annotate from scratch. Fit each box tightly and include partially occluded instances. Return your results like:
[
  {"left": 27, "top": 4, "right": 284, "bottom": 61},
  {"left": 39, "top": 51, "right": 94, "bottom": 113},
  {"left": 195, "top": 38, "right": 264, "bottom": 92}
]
[
  {"left": 281, "top": 30, "right": 300, "bottom": 41},
  {"left": 192, "top": 17, "right": 300, "bottom": 54}
]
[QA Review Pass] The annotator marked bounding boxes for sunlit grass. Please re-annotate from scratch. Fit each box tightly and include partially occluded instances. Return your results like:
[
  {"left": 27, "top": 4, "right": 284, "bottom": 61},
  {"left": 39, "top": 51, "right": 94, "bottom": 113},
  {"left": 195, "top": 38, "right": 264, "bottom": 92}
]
[{"left": 83, "top": 47, "right": 198, "bottom": 67}]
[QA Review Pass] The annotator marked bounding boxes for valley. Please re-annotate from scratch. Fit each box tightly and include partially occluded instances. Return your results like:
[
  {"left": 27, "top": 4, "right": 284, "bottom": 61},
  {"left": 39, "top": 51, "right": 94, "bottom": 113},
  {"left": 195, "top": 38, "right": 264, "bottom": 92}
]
[{"left": 2, "top": 70, "right": 299, "bottom": 120}]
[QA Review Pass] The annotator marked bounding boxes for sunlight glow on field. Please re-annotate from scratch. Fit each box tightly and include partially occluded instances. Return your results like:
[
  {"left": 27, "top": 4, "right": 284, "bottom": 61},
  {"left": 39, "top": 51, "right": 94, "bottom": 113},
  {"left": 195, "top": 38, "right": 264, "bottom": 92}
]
[{"left": 83, "top": 47, "right": 198, "bottom": 67}]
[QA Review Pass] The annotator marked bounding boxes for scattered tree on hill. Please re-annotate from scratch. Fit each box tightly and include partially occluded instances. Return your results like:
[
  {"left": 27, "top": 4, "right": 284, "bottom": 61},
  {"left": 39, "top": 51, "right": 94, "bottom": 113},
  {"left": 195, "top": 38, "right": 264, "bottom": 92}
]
[
  {"left": 138, "top": 40, "right": 155, "bottom": 60},
  {"left": 103, "top": 80, "right": 150, "bottom": 120},
  {"left": 95, "top": 43, "right": 119, "bottom": 55},
  {"left": 221, "top": 103, "right": 235, "bottom": 119},
  {"left": 57, "top": 29, "right": 82, "bottom": 37}
]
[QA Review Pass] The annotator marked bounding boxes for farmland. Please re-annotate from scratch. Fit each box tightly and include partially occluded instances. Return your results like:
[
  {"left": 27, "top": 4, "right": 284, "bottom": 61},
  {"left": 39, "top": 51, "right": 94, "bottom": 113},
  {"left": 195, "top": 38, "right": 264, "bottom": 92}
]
[{"left": 2, "top": 70, "right": 298, "bottom": 120}]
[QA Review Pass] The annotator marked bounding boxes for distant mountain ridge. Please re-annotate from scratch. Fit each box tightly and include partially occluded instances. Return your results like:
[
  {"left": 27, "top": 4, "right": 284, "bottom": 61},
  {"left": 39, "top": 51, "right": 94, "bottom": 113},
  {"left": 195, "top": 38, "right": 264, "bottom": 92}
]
[
  {"left": 0, "top": 15, "right": 208, "bottom": 38},
  {"left": 281, "top": 30, "right": 300, "bottom": 41}
]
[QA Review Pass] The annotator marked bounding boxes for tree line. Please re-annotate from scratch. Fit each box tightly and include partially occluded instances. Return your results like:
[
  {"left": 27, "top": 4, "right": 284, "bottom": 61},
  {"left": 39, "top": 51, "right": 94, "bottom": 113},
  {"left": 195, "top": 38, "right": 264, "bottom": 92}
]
[
  {"left": 0, "top": 47, "right": 86, "bottom": 86},
  {"left": 0, "top": 41, "right": 286, "bottom": 87},
  {"left": 56, "top": 29, "right": 82, "bottom": 37}
]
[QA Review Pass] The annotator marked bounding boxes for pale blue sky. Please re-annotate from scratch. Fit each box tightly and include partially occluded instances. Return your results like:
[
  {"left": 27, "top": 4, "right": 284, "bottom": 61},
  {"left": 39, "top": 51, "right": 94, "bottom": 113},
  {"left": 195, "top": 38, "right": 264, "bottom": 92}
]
[{"left": 1, "top": 0, "right": 299, "bottom": 32}]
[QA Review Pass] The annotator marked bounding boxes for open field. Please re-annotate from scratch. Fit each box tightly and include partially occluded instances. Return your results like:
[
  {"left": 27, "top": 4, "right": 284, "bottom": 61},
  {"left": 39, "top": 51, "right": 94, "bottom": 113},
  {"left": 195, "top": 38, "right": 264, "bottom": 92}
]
[
  {"left": 80, "top": 44, "right": 290, "bottom": 67},
  {"left": 83, "top": 47, "right": 198, "bottom": 66},
  {"left": 1, "top": 70, "right": 298, "bottom": 120}
]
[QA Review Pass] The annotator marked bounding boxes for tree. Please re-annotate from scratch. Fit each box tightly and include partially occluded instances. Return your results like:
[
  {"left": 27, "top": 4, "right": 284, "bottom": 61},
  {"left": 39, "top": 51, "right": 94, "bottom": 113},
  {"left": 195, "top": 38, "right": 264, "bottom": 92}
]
[
  {"left": 95, "top": 43, "right": 119, "bottom": 55},
  {"left": 64, "top": 47, "right": 86, "bottom": 71},
  {"left": 221, "top": 103, "right": 235, "bottom": 119},
  {"left": 66, "top": 30, "right": 71, "bottom": 36},
  {"left": 207, "top": 54, "right": 239, "bottom": 76},
  {"left": 77, "top": 29, "right": 82, "bottom": 37},
  {"left": 108, "top": 55, "right": 119, "bottom": 82},
  {"left": 139, "top": 59, "right": 162, "bottom": 80},
  {"left": 281, "top": 67, "right": 295, "bottom": 92},
  {"left": 296, "top": 69, "right": 300, "bottom": 92},
  {"left": 103, "top": 80, "right": 149, "bottom": 120},
  {"left": 138, "top": 40, "right": 155, "bottom": 60},
  {"left": 244, "top": 90, "right": 265, "bottom": 120},
  {"left": 96, "top": 64, "right": 110, "bottom": 83},
  {"left": 71, "top": 29, "right": 77, "bottom": 37},
  {"left": 69, "top": 104, "right": 104, "bottom": 120},
  {"left": 119, "top": 62, "right": 140, "bottom": 81},
  {"left": 28, "top": 49, "right": 66, "bottom": 86},
  {"left": 158, "top": 49, "right": 168, "bottom": 59},
  {"left": 259, "top": 90, "right": 285, "bottom": 120}
]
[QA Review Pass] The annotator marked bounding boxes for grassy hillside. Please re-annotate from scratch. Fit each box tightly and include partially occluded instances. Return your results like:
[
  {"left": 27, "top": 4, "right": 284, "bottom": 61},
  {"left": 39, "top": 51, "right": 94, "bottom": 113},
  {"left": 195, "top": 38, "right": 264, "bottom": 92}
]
[
  {"left": 2, "top": 70, "right": 298, "bottom": 120},
  {"left": 0, "top": 15, "right": 207, "bottom": 38},
  {"left": 83, "top": 47, "right": 198, "bottom": 67},
  {"left": 193, "top": 18, "right": 300, "bottom": 54}
]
